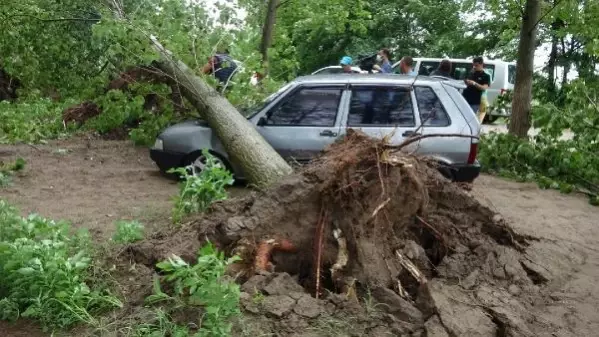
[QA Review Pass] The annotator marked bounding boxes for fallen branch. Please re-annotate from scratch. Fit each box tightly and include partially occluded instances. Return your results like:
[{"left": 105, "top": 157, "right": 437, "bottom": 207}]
[{"left": 389, "top": 133, "right": 480, "bottom": 152}]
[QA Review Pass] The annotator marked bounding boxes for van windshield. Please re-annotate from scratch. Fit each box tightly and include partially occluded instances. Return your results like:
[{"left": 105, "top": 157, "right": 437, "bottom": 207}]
[
  {"left": 508, "top": 65, "right": 516, "bottom": 84},
  {"left": 414, "top": 60, "right": 495, "bottom": 82},
  {"left": 451, "top": 62, "right": 495, "bottom": 82}
]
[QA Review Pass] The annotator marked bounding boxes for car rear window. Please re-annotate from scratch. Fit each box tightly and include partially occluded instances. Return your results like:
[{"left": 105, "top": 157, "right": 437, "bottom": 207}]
[
  {"left": 414, "top": 87, "right": 450, "bottom": 127},
  {"left": 508, "top": 64, "right": 516, "bottom": 84},
  {"left": 348, "top": 86, "right": 415, "bottom": 126}
]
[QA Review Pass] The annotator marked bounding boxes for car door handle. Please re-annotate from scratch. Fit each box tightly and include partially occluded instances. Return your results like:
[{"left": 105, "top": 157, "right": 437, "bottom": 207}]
[
  {"left": 402, "top": 130, "right": 421, "bottom": 137},
  {"left": 320, "top": 130, "right": 338, "bottom": 137}
]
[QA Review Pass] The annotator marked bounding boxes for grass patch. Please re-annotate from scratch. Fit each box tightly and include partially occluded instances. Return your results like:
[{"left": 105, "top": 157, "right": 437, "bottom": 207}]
[{"left": 112, "top": 220, "right": 145, "bottom": 244}]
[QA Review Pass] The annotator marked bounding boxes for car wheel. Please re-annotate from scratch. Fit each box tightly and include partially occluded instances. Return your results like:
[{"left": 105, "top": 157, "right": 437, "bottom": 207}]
[
  {"left": 436, "top": 162, "right": 455, "bottom": 181},
  {"left": 182, "top": 150, "right": 234, "bottom": 179}
]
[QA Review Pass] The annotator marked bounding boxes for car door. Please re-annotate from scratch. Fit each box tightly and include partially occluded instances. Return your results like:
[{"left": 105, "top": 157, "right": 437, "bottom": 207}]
[
  {"left": 342, "top": 84, "right": 417, "bottom": 146},
  {"left": 256, "top": 84, "right": 345, "bottom": 162}
]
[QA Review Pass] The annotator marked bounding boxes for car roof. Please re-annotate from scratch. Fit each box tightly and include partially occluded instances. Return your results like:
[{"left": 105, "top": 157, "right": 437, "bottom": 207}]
[
  {"left": 292, "top": 73, "right": 452, "bottom": 86},
  {"left": 392, "top": 57, "right": 516, "bottom": 68}
]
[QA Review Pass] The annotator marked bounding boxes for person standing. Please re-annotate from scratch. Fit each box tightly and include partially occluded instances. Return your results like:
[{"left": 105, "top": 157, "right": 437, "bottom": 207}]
[
  {"left": 373, "top": 48, "right": 393, "bottom": 73},
  {"left": 462, "top": 56, "right": 491, "bottom": 113},
  {"left": 430, "top": 59, "right": 452, "bottom": 78},
  {"left": 398, "top": 56, "right": 417, "bottom": 76}
]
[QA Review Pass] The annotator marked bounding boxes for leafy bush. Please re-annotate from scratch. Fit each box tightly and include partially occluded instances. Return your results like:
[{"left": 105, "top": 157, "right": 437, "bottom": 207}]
[
  {"left": 0, "top": 200, "right": 122, "bottom": 331},
  {"left": 0, "top": 98, "right": 77, "bottom": 144},
  {"left": 479, "top": 77, "right": 599, "bottom": 206},
  {"left": 112, "top": 220, "right": 145, "bottom": 244},
  {"left": 169, "top": 150, "right": 235, "bottom": 223},
  {"left": 138, "top": 242, "right": 241, "bottom": 337}
]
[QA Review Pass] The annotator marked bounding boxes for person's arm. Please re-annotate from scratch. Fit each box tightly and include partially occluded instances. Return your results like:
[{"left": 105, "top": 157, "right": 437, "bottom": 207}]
[
  {"left": 475, "top": 74, "right": 490, "bottom": 91},
  {"left": 200, "top": 56, "right": 216, "bottom": 74}
]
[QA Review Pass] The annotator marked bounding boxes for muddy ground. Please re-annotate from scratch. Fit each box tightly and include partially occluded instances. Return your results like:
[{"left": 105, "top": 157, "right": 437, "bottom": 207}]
[{"left": 1, "top": 137, "right": 599, "bottom": 336}]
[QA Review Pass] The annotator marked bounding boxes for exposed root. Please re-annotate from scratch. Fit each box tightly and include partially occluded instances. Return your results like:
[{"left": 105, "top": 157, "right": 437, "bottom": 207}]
[
  {"left": 254, "top": 239, "right": 276, "bottom": 273},
  {"left": 396, "top": 251, "right": 428, "bottom": 285},
  {"left": 312, "top": 206, "right": 328, "bottom": 299},
  {"left": 254, "top": 238, "right": 298, "bottom": 273},
  {"left": 330, "top": 228, "right": 348, "bottom": 289}
]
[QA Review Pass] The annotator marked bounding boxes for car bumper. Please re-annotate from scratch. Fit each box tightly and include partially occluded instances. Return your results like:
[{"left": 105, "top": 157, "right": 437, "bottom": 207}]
[
  {"left": 451, "top": 160, "right": 481, "bottom": 183},
  {"left": 150, "top": 149, "right": 186, "bottom": 172}
]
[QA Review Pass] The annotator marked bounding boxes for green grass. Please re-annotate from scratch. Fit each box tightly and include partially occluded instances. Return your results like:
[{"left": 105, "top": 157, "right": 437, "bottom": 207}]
[{"left": 0, "top": 199, "right": 122, "bottom": 332}]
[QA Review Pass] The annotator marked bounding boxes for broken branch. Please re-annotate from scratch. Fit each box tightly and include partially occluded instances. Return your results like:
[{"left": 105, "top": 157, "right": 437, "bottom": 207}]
[{"left": 389, "top": 133, "right": 480, "bottom": 152}]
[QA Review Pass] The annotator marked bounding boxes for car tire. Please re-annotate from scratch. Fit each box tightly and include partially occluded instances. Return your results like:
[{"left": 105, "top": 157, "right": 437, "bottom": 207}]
[
  {"left": 181, "top": 150, "right": 235, "bottom": 180},
  {"left": 436, "top": 162, "right": 455, "bottom": 181}
]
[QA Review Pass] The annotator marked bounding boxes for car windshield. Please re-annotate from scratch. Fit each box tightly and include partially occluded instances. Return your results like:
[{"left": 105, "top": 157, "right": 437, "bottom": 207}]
[{"left": 243, "top": 83, "right": 293, "bottom": 119}]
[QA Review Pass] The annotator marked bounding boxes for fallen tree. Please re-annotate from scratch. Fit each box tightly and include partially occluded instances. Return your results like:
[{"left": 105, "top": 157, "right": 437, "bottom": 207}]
[{"left": 149, "top": 37, "right": 293, "bottom": 188}]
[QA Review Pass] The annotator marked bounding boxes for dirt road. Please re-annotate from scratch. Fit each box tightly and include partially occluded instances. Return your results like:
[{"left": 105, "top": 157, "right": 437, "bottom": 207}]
[
  {"left": 474, "top": 176, "right": 599, "bottom": 336},
  {"left": 1, "top": 137, "right": 598, "bottom": 336}
]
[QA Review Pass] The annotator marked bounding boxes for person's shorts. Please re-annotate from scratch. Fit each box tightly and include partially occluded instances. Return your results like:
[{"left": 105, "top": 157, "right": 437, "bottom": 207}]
[{"left": 470, "top": 104, "right": 480, "bottom": 113}]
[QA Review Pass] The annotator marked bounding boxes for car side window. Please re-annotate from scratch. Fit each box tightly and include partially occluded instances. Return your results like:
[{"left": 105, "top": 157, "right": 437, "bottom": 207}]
[
  {"left": 414, "top": 86, "right": 450, "bottom": 127},
  {"left": 266, "top": 87, "right": 342, "bottom": 126},
  {"left": 348, "top": 86, "right": 415, "bottom": 127}
]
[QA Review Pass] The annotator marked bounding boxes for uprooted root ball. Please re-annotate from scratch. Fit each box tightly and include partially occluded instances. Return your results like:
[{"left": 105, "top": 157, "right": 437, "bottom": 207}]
[{"left": 128, "top": 129, "right": 537, "bottom": 334}]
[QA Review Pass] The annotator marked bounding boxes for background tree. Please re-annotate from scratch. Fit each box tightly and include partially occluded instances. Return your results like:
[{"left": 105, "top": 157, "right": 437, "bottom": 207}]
[{"left": 509, "top": 0, "right": 542, "bottom": 138}]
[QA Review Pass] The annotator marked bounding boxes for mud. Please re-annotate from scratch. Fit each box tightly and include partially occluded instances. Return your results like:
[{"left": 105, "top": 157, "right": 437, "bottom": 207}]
[
  {"left": 127, "top": 130, "right": 541, "bottom": 336},
  {"left": 3, "top": 133, "right": 599, "bottom": 336},
  {"left": 0, "top": 134, "right": 179, "bottom": 239}
]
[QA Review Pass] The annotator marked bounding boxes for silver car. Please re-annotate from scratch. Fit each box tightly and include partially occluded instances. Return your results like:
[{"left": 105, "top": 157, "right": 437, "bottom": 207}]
[{"left": 150, "top": 74, "right": 482, "bottom": 182}]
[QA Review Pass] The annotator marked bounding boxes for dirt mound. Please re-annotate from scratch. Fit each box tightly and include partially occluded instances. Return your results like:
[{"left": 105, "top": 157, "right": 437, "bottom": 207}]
[
  {"left": 128, "top": 130, "right": 541, "bottom": 336},
  {"left": 62, "top": 101, "right": 101, "bottom": 125}
]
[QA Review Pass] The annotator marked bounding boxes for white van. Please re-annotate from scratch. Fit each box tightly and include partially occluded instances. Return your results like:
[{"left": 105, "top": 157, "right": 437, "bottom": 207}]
[{"left": 392, "top": 58, "right": 516, "bottom": 123}]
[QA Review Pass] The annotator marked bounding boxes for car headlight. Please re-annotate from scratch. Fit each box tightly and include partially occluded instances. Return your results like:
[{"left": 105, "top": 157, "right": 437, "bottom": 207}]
[{"left": 153, "top": 138, "right": 163, "bottom": 150}]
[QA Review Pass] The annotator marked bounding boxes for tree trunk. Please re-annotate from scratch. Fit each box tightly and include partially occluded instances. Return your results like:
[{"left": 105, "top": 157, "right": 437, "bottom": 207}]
[
  {"left": 546, "top": 18, "right": 562, "bottom": 96},
  {"left": 259, "top": 0, "right": 280, "bottom": 75},
  {"left": 150, "top": 37, "right": 293, "bottom": 188},
  {"left": 508, "top": 0, "right": 541, "bottom": 138}
]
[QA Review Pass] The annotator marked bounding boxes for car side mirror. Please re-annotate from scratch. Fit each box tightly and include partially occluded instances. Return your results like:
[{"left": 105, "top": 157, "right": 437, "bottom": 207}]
[{"left": 257, "top": 117, "right": 267, "bottom": 126}]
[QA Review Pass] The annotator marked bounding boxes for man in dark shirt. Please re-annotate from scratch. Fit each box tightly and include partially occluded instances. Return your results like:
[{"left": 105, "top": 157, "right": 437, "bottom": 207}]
[{"left": 462, "top": 56, "right": 491, "bottom": 113}]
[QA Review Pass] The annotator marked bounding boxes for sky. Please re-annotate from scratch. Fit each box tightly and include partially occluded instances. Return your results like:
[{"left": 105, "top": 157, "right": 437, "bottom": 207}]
[{"left": 203, "top": 0, "right": 577, "bottom": 80}]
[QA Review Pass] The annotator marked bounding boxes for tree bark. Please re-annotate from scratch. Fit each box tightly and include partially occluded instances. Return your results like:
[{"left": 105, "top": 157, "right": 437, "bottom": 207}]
[
  {"left": 259, "top": 0, "right": 280, "bottom": 75},
  {"left": 508, "top": 0, "right": 542, "bottom": 138},
  {"left": 546, "top": 17, "right": 562, "bottom": 96},
  {"left": 150, "top": 37, "right": 293, "bottom": 188}
]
